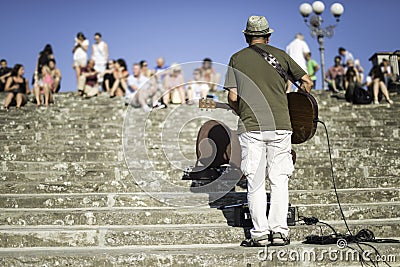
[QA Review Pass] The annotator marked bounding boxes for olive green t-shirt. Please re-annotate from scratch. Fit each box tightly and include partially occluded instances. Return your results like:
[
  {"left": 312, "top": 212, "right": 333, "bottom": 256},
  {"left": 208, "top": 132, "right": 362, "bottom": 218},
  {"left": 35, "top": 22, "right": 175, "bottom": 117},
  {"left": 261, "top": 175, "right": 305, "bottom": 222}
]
[{"left": 224, "top": 43, "right": 306, "bottom": 134}]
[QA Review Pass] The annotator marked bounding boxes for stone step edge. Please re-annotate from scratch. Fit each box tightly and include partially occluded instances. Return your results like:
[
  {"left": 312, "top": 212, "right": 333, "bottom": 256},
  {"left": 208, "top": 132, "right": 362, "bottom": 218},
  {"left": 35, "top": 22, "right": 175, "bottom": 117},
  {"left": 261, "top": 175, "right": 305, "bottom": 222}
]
[
  {"left": 3, "top": 156, "right": 400, "bottom": 165},
  {"left": 0, "top": 241, "right": 399, "bottom": 258},
  {"left": 1, "top": 187, "right": 397, "bottom": 197},
  {"left": 2, "top": 165, "right": 400, "bottom": 172},
  {"left": 0, "top": 218, "right": 399, "bottom": 231},
  {"left": 1, "top": 201, "right": 399, "bottom": 212}
]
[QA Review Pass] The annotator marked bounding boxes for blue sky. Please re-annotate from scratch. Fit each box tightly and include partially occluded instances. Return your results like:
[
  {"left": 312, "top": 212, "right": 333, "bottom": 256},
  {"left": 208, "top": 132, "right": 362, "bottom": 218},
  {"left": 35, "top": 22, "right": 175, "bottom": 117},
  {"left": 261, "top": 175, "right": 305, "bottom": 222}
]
[{"left": 2, "top": 0, "right": 399, "bottom": 91}]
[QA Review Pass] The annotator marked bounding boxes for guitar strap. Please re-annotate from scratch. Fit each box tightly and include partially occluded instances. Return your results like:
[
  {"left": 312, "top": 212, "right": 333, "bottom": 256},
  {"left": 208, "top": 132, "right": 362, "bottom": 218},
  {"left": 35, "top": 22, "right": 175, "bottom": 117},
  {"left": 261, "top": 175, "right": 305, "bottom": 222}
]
[{"left": 249, "top": 45, "right": 303, "bottom": 91}]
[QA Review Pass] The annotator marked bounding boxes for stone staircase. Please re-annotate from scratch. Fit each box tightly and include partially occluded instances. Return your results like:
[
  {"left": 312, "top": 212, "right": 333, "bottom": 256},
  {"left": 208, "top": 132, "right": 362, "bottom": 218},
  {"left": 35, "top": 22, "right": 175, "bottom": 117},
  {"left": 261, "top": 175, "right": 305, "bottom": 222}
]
[{"left": 0, "top": 90, "right": 399, "bottom": 267}]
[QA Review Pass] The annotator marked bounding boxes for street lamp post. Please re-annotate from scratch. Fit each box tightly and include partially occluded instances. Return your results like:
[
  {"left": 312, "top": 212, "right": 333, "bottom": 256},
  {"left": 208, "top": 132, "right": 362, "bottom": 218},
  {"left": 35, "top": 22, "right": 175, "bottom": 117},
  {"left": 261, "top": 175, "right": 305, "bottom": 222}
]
[{"left": 299, "top": 1, "right": 344, "bottom": 90}]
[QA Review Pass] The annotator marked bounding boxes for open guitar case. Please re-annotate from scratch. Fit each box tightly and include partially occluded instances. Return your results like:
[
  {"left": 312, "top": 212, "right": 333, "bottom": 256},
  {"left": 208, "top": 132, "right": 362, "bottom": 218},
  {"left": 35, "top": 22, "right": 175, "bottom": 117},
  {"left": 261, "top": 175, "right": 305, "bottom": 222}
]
[
  {"left": 182, "top": 119, "right": 242, "bottom": 182},
  {"left": 182, "top": 118, "right": 297, "bottom": 227}
]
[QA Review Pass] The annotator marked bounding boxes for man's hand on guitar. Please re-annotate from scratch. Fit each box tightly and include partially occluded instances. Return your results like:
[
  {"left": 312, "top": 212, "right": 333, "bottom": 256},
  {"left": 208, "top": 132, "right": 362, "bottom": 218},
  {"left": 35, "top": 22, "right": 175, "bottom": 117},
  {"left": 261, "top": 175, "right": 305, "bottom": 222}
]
[{"left": 300, "top": 74, "right": 313, "bottom": 93}]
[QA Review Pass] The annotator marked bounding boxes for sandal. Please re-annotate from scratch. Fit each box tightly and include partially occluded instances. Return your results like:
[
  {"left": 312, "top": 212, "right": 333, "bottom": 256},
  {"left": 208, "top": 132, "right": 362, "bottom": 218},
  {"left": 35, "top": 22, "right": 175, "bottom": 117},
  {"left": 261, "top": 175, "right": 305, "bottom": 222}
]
[{"left": 271, "top": 232, "right": 290, "bottom": 246}]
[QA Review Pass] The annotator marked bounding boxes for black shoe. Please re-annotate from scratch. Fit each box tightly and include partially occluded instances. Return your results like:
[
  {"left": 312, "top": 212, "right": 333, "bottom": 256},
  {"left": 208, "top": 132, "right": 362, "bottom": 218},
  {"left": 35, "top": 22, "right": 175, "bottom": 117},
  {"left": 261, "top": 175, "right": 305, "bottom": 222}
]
[
  {"left": 271, "top": 232, "right": 290, "bottom": 246},
  {"left": 241, "top": 234, "right": 270, "bottom": 247}
]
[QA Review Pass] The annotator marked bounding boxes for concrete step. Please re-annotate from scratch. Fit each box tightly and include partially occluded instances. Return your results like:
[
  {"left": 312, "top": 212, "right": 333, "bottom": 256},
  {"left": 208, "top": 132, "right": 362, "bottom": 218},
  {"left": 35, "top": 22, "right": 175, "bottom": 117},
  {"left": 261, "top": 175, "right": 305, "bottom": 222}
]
[
  {"left": 0, "top": 161, "right": 126, "bottom": 172},
  {"left": 0, "top": 185, "right": 398, "bottom": 207},
  {"left": 2, "top": 118, "right": 397, "bottom": 133},
  {"left": 2, "top": 141, "right": 124, "bottom": 149},
  {"left": 0, "top": 219, "right": 398, "bottom": 248},
  {"left": 321, "top": 128, "right": 399, "bottom": 139},
  {"left": 290, "top": 147, "right": 399, "bottom": 159},
  {"left": 0, "top": 151, "right": 122, "bottom": 162},
  {"left": 2, "top": 175, "right": 398, "bottom": 194},
  {"left": 0, "top": 241, "right": 398, "bottom": 267},
  {"left": 0, "top": 166, "right": 398, "bottom": 194},
  {"left": 1, "top": 201, "right": 399, "bottom": 227},
  {"left": 0, "top": 179, "right": 144, "bottom": 194},
  {"left": 0, "top": 107, "right": 125, "bottom": 119},
  {"left": 0, "top": 121, "right": 123, "bottom": 131},
  {"left": 0, "top": 132, "right": 122, "bottom": 142},
  {"left": 4, "top": 145, "right": 397, "bottom": 163},
  {"left": 294, "top": 155, "right": 400, "bottom": 167},
  {"left": 2, "top": 164, "right": 398, "bottom": 183}
]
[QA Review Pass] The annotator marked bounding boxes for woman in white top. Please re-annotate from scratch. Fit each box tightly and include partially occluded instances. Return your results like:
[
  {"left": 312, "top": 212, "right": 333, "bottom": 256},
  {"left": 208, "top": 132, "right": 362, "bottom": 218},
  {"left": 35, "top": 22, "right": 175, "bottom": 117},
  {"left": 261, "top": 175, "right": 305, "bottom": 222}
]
[
  {"left": 187, "top": 68, "right": 209, "bottom": 104},
  {"left": 72, "top": 32, "right": 89, "bottom": 87},
  {"left": 91, "top": 32, "right": 108, "bottom": 83}
]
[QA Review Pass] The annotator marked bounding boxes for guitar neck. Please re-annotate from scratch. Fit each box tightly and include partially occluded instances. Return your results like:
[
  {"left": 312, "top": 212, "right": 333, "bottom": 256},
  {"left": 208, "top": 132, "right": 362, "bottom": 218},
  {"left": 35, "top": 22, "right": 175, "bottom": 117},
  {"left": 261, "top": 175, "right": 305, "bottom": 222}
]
[
  {"left": 198, "top": 98, "right": 232, "bottom": 111},
  {"left": 214, "top": 102, "right": 231, "bottom": 110}
]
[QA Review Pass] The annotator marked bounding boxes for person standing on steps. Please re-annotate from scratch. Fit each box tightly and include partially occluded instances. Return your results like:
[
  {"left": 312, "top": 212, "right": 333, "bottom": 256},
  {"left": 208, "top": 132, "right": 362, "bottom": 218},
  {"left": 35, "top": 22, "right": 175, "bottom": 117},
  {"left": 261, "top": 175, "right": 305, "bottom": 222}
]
[
  {"left": 224, "top": 15, "right": 313, "bottom": 247},
  {"left": 285, "top": 33, "right": 310, "bottom": 92},
  {"left": 305, "top": 52, "right": 319, "bottom": 90},
  {"left": 73, "top": 32, "right": 89, "bottom": 89},
  {"left": 91, "top": 32, "right": 109, "bottom": 87}
]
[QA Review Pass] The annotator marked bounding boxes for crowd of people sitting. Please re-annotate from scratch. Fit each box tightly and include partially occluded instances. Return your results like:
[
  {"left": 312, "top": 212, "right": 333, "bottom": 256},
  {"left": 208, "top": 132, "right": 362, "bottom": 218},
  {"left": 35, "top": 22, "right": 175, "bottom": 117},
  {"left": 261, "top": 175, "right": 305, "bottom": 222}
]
[
  {"left": 0, "top": 31, "right": 221, "bottom": 112},
  {"left": 68, "top": 32, "right": 221, "bottom": 111},
  {"left": 1, "top": 32, "right": 397, "bottom": 111},
  {"left": 0, "top": 30, "right": 220, "bottom": 111},
  {"left": 1, "top": 43, "right": 62, "bottom": 109},
  {"left": 324, "top": 47, "right": 394, "bottom": 105}
]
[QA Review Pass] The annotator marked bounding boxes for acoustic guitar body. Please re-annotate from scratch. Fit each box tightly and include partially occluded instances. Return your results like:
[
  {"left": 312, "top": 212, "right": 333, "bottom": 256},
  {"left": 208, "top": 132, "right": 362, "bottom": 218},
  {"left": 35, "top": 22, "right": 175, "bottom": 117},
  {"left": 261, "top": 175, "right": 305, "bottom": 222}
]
[{"left": 287, "top": 91, "right": 318, "bottom": 144}]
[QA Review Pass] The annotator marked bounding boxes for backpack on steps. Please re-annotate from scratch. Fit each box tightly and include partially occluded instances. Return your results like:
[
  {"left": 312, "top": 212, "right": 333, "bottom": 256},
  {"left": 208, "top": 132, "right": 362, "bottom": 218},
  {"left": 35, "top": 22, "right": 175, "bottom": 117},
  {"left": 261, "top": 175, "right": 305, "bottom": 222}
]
[{"left": 353, "top": 86, "right": 372, "bottom": 104}]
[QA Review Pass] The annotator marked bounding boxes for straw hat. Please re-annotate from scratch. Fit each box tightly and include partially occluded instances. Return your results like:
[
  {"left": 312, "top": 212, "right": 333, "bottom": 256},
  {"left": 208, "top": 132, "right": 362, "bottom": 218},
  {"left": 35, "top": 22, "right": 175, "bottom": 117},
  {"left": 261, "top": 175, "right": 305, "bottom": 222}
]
[{"left": 243, "top": 15, "right": 274, "bottom": 35}]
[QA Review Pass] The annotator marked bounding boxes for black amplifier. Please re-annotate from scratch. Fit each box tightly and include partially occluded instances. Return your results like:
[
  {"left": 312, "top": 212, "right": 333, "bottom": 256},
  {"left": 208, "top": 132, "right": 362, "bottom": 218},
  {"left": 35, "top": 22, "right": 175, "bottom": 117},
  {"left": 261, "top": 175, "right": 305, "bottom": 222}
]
[{"left": 220, "top": 202, "right": 296, "bottom": 227}]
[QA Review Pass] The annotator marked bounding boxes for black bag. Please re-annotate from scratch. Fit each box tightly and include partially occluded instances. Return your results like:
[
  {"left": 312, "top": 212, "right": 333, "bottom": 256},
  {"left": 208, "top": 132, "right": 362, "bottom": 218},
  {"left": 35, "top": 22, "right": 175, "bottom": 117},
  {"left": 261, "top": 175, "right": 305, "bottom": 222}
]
[
  {"left": 353, "top": 86, "right": 372, "bottom": 104},
  {"left": 345, "top": 84, "right": 355, "bottom": 103}
]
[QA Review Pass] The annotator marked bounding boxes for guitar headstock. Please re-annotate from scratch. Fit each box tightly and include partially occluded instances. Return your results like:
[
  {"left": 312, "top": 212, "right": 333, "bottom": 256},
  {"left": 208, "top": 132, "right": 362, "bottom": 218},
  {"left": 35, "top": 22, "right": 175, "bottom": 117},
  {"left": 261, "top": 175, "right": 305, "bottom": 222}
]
[{"left": 199, "top": 98, "right": 217, "bottom": 110}]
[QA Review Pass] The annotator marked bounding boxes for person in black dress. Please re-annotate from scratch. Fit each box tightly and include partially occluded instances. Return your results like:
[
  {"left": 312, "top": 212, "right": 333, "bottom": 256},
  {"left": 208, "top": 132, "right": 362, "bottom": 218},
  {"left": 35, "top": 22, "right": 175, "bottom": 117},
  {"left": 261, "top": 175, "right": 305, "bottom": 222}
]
[{"left": 3, "top": 64, "right": 30, "bottom": 110}]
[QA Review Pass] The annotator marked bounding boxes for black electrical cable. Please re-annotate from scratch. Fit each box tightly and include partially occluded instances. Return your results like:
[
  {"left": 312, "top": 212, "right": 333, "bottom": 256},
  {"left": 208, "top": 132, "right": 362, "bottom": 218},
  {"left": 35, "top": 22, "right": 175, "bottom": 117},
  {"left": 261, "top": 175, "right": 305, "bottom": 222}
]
[
  {"left": 316, "top": 119, "right": 394, "bottom": 267},
  {"left": 301, "top": 217, "right": 394, "bottom": 267},
  {"left": 317, "top": 119, "right": 352, "bottom": 234}
]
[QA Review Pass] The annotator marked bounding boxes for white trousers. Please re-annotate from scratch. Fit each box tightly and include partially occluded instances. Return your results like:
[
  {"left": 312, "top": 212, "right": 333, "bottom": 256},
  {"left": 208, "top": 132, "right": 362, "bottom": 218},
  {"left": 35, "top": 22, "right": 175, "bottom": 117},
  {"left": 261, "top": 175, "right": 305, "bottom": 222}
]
[{"left": 239, "top": 130, "right": 294, "bottom": 238}]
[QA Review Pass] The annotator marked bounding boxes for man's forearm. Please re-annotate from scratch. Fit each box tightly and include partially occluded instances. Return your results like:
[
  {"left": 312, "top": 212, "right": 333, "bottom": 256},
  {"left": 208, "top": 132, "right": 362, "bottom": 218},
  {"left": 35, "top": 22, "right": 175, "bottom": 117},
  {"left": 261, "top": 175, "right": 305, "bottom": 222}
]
[
  {"left": 228, "top": 98, "right": 239, "bottom": 114},
  {"left": 228, "top": 88, "right": 239, "bottom": 115}
]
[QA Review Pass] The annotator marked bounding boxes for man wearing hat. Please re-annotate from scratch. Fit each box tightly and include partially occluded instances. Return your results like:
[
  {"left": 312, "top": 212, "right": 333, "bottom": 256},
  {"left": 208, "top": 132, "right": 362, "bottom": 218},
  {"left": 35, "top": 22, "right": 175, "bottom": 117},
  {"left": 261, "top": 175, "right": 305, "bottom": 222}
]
[{"left": 224, "top": 15, "right": 312, "bottom": 246}]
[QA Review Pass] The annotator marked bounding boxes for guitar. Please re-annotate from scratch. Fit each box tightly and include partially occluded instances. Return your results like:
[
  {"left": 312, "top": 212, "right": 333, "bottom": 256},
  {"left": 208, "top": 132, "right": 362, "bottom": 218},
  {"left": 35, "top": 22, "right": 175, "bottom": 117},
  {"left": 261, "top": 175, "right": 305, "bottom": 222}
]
[{"left": 199, "top": 91, "right": 318, "bottom": 144}]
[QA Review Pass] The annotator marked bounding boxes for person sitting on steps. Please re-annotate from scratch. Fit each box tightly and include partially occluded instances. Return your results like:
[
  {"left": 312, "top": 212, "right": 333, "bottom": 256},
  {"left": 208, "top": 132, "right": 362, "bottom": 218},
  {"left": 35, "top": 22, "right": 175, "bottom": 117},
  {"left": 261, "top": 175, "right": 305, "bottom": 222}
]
[
  {"left": 325, "top": 56, "right": 345, "bottom": 93},
  {"left": 366, "top": 63, "right": 394, "bottom": 105},
  {"left": 77, "top": 59, "right": 99, "bottom": 98},
  {"left": 3, "top": 64, "right": 30, "bottom": 110}
]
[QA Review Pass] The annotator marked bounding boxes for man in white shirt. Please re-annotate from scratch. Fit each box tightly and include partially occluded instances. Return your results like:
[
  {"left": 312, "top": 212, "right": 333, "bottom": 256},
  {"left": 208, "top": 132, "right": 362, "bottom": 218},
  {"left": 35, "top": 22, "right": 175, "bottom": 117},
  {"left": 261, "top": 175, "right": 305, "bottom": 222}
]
[
  {"left": 127, "top": 63, "right": 158, "bottom": 112},
  {"left": 286, "top": 33, "right": 310, "bottom": 92},
  {"left": 127, "top": 63, "right": 148, "bottom": 98},
  {"left": 338, "top": 47, "right": 354, "bottom": 68}
]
